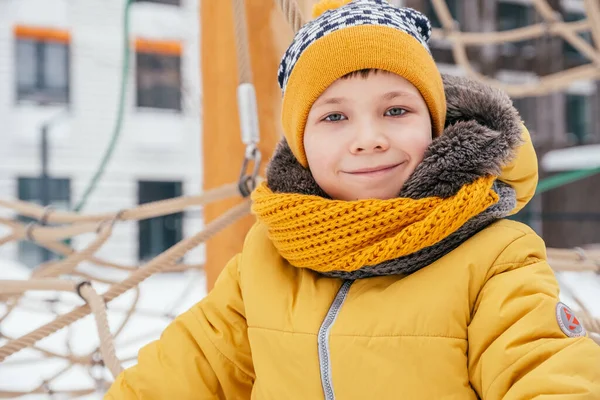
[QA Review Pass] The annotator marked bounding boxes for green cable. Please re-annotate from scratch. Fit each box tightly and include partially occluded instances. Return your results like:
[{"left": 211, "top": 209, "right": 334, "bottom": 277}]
[
  {"left": 536, "top": 167, "right": 600, "bottom": 195},
  {"left": 73, "top": 0, "right": 133, "bottom": 212}
]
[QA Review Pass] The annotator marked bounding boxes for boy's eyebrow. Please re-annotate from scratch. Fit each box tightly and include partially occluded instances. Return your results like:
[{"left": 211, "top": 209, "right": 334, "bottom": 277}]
[
  {"left": 382, "top": 91, "right": 418, "bottom": 101},
  {"left": 313, "top": 97, "right": 346, "bottom": 108}
]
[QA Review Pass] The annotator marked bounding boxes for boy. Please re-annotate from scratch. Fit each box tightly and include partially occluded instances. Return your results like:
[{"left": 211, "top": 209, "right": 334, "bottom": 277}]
[{"left": 106, "top": 0, "right": 600, "bottom": 398}]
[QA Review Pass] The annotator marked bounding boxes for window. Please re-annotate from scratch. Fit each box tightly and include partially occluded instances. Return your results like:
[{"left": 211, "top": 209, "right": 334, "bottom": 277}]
[
  {"left": 135, "top": 0, "right": 180, "bottom": 5},
  {"left": 563, "top": 12, "right": 593, "bottom": 63},
  {"left": 138, "top": 181, "right": 183, "bottom": 262},
  {"left": 565, "top": 94, "right": 590, "bottom": 144},
  {"left": 497, "top": 3, "right": 533, "bottom": 51},
  {"left": 427, "top": 0, "right": 460, "bottom": 29},
  {"left": 14, "top": 26, "right": 70, "bottom": 105},
  {"left": 136, "top": 39, "right": 182, "bottom": 111},
  {"left": 497, "top": 2, "right": 531, "bottom": 31},
  {"left": 17, "top": 177, "right": 71, "bottom": 268}
]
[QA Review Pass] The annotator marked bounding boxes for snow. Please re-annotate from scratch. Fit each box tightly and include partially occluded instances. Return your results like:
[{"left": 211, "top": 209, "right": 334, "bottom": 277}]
[
  {"left": 0, "top": 260, "right": 207, "bottom": 399},
  {"left": 541, "top": 144, "right": 600, "bottom": 171},
  {"left": 1, "top": 259, "right": 599, "bottom": 398}
]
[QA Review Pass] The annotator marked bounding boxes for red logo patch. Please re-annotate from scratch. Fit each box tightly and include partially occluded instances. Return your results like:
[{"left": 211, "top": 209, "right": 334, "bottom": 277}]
[{"left": 556, "top": 302, "right": 586, "bottom": 338}]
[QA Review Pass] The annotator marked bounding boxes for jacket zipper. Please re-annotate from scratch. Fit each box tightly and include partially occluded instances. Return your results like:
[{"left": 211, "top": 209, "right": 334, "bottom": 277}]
[{"left": 318, "top": 280, "right": 354, "bottom": 400}]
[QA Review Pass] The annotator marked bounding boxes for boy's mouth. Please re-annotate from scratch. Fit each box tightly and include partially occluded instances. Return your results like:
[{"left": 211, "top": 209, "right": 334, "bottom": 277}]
[{"left": 345, "top": 162, "right": 405, "bottom": 176}]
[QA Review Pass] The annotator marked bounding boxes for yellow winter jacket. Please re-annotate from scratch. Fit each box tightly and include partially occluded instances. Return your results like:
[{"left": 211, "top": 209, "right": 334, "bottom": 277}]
[
  {"left": 106, "top": 80, "right": 600, "bottom": 399},
  {"left": 106, "top": 220, "right": 600, "bottom": 399}
]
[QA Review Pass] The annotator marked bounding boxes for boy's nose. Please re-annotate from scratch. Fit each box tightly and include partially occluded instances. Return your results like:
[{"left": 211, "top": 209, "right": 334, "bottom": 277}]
[{"left": 350, "top": 124, "right": 390, "bottom": 154}]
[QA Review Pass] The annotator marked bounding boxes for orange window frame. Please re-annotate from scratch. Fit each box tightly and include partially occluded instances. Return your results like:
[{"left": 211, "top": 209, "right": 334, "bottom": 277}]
[
  {"left": 14, "top": 25, "right": 70, "bottom": 44},
  {"left": 135, "top": 38, "right": 182, "bottom": 56}
]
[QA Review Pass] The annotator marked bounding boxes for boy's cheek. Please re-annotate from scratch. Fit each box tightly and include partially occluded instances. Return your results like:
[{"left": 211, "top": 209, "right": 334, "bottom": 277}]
[
  {"left": 305, "top": 134, "right": 340, "bottom": 166},
  {"left": 398, "top": 135, "right": 431, "bottom": 165}
]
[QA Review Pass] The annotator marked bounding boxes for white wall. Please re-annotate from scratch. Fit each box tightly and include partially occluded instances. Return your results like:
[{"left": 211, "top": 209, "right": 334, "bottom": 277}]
[{"left": 0, "top": 0, "right": 204, "bottom": 267}]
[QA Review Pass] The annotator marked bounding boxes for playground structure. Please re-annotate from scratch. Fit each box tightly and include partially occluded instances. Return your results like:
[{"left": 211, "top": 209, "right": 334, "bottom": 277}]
[{"left": 1, "top": 0, "right": 600, "bottom": 397}]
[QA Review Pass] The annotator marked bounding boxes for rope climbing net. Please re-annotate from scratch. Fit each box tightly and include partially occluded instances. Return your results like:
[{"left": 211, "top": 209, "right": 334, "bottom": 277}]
[
  {"left": 0, "top": 186, "right": 253, "bottom": 397},
  {"left": 1, "top": 0, "right": 600, "bottom": 397},
  {"left": 428, "top": 0, "right": 600, "bottom": 97}
]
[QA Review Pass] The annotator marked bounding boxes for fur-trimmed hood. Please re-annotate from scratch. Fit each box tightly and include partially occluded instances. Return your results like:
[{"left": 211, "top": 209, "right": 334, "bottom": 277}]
[
  {"left": 266, "top": 74, "right": 537, "bottom": 212},
  {"left": 259, "top": 74, "right": 539, "bottom": 279}
]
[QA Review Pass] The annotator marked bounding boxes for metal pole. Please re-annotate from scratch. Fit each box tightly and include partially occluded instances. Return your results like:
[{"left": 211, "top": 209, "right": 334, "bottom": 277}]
[
  {"left": 41, "top": 124, "right": 50, "bottom": 208},
  {"left": 36, "top": 109, "right": 67, "bottom": 263},
  {"left": 40, "top": 123, "right": 51, "bottom": 262}
]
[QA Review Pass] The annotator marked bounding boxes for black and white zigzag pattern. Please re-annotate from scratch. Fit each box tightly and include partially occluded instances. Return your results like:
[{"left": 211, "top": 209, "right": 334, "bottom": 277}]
[{"left": 277, "top": 0, "right": 432, "bottom": 92}]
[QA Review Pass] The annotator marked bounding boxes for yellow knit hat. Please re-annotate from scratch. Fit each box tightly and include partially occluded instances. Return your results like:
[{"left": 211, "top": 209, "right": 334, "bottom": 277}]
[{"left": 278, "top": 0, "right": 446, "bottom": 167}]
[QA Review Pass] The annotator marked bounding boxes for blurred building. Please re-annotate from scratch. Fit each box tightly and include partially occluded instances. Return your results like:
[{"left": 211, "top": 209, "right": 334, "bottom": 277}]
[
  {"left": 403, "top": 0, "right": 600, "bottom": 248},
  {"left": 0, "top": 0, "right": 203, "bottom": 268}
]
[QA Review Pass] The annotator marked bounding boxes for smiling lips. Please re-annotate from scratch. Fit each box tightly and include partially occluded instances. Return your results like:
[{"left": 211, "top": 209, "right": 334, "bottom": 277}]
[{"left": 345, "top": 162, "right": 405, "bottom": 176}]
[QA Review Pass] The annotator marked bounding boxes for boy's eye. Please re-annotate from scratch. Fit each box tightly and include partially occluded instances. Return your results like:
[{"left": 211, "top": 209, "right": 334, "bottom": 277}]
[
  {"left": 323, "top": 113, "right": 347, "bottom": 122},
  {"left": 385, "top": 107, "right": 407, "bottom": 117}
]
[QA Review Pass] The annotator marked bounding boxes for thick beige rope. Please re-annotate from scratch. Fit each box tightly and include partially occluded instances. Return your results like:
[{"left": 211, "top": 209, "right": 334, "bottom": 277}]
[
  {"left": 0, "top": 234, "right": 17, "bottom": 247},
  {"left": 33, "top": 237, "right": 137, "bottom": 273},
  {"left": 0, "top": 388, "right": 95, "bottom": 399},
  {"left": 0, "top": 331, "right": 96, "bottom": 366},
  {"left": 232, "top": 0, "right": 253, "bottom": 84},
  {"left": 276, "top": 0, "right": 304, "bottom": 33},
  {"left": 430, "top": 19, "right": 591, "bottom": 45},
  {"left": 426, "top": 0, "right": 600, "bottom": 97},
  {"left": 0, "top": 278, "right": 122, "bottom": 378},
  {"left": 33, "top": 220, "right": 114, "bottom": 279},
  {"left": 548, "top": 248, "right": 600, "bottom": 260},
  {"left": 0, "top": 184, "right": 239, "bottom": 279},
  {"left": 547, "top": 248, "right": 600, "bottom": 272},
  {"left": 0, "top": 199, "right": 251, "bottom": 364},
  {"left": 585, "top": 0, "right": 600, "bottom": 52},
  {"left": 0, "top": 183, "right": 239, "bottom": 226},
  {"left": 530, "top": 0, "right": 600, "bottom": 66},
  {"left": 78, "top": 283, "right": 123, "bottom": 378},
  {"left": 0, "top": 279, "right": 78, "bottom": 295}
]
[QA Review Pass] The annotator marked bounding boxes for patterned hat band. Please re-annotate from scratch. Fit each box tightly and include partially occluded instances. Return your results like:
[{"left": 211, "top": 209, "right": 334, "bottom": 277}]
[{"left": 277, "top": 0, "right": 433, "bottom": 92}]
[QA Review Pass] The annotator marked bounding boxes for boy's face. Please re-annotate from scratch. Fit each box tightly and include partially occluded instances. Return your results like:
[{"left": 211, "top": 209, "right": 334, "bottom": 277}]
[{"left": 303, "top": 71, "right": 433, "bottom": 201}]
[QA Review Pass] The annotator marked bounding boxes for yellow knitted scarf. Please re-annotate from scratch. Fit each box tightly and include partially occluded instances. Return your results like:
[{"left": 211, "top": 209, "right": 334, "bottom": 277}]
[{"left": 251, "top": 175, "right": 498, "bottom": 273}]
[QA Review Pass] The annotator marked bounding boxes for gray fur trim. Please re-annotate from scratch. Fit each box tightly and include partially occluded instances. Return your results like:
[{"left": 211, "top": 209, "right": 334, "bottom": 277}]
[
  {"left": 321, "top": 183, "right": 516, "bottom": 279},
  {"left": 400, "top": 75, "right": 523, "bottom": 199},
  {"left": 266, "top": 140, "right": 330, "bottom": 198}
]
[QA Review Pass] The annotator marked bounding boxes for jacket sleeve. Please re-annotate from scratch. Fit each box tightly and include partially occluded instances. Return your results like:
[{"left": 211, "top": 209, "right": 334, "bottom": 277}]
[
  {"left": 468, "top": 231, "right": 600, "bottom": 399},
  {"left": 104, "top": 254, "right": 254, "bottom": 399}
]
